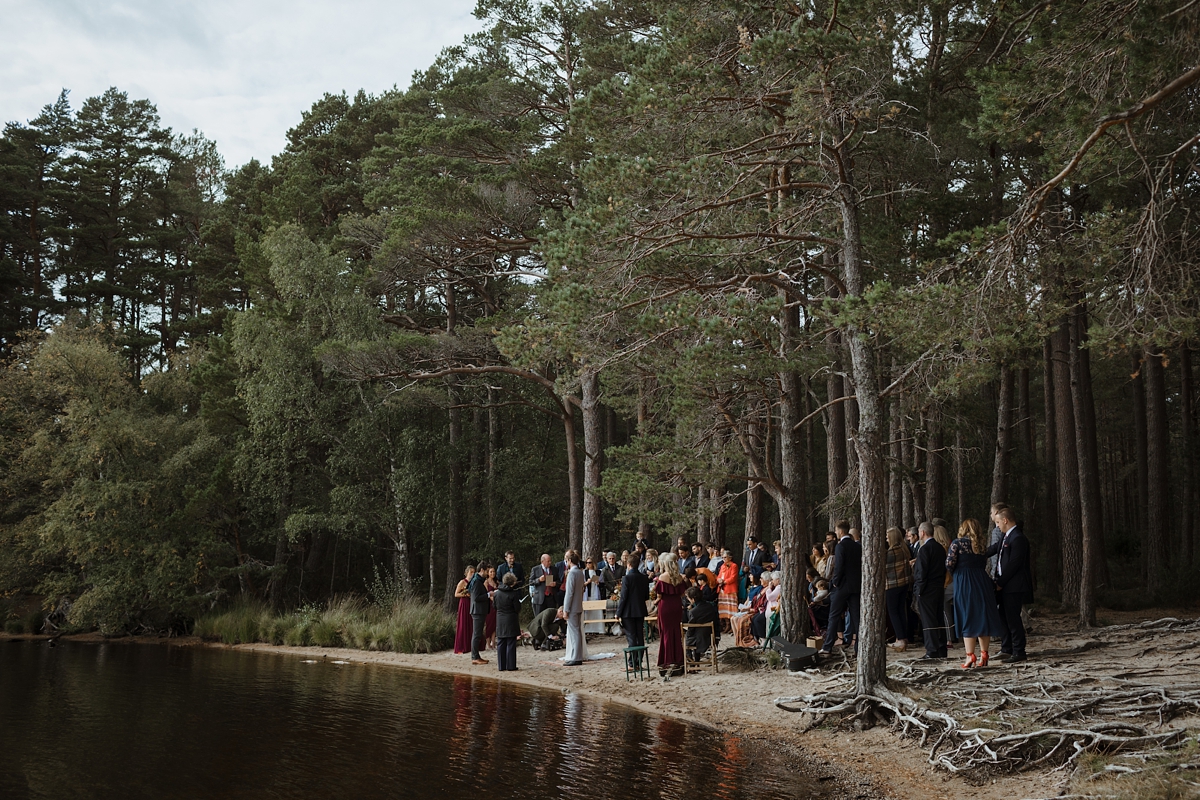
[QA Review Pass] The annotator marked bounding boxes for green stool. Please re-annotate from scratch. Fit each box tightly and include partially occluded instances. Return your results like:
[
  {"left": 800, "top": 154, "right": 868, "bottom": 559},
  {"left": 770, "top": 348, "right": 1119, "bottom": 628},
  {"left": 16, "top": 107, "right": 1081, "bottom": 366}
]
[{"left": 623, "top": 646, "right": 650, "bottom": 681}]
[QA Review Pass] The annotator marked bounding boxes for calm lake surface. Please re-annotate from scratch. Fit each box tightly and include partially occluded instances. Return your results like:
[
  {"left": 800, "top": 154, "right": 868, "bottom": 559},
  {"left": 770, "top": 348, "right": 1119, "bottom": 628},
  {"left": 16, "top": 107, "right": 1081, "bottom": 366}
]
[{"left": 0, "top": 641, "right": 828, "bottom": 799}]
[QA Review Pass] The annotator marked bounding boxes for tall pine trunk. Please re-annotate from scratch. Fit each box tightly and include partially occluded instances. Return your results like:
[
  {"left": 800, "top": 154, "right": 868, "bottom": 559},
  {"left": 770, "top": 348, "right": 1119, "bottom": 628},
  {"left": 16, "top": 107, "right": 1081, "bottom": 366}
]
[
  {"left": 443, "top": 398, "right": 466, "bottom": 610},
  {"left": 991, "top": 367, "right": 1014, "bottom": 504},
  {"left": 1041, "top": 337, "right": 1061, "bottom": 598},
  {"left": 1181, "top": 345, "right": 1195, "bottom": 566},
  {"left": 837, "top": 150, "right": 887, "bottom": 694},
  {"left": 581, "top": 367, "right": 603, "bottom": 559},
  {"left": 1052, "top": 321, "right": 1083, "bottom": 607},
  {"left": 1144, "top": 347, "right": 1170, "bottom": 597},
  {"left": 924, "top": 411, "right": 943, "bottom": 522},
  {"left": 778, "top": 289, "right": 810, "bottom": 643},
  {"left": 1069, "top": 307, "right": 1101, "bottom": 627}
]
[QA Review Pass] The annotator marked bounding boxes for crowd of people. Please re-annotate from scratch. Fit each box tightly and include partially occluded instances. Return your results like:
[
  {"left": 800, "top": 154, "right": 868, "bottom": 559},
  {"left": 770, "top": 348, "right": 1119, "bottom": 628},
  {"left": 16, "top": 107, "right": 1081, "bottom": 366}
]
[
  {"left": 817, "top": 503, "right": 1033, "bottom": 665},
  {"left": 452, "top": 502, "right": 1034, "bottom": 674}
]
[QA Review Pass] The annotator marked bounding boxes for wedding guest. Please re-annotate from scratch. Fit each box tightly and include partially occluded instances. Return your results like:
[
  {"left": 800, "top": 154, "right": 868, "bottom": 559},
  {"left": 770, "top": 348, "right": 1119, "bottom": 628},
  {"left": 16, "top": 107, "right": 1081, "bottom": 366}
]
[
  {"left": 885, "top": 526, "right": 914, "bottom": 652},
  {"left": 947, "top": 518, "right": 1005, "bottom": 668},
  {"left": 493, "top": 572, "right": 522, "bottom": 671}
]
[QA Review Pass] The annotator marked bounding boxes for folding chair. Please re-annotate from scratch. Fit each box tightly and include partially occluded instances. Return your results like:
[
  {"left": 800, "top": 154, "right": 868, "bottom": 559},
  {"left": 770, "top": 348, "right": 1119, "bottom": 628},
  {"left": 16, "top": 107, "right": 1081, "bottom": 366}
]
[
  {"left": 760, "top": 611, "right": 781, "bottom": 651},
  {"left": 681, "top": 621, "right": 719, "bottom": 675}
]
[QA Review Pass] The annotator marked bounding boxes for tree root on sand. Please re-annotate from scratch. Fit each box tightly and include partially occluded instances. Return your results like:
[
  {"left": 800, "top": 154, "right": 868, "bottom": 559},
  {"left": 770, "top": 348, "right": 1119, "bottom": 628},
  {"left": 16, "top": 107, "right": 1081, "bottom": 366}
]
[{"left": 774, "top": 617, "right": 1200, "bottom": 781}]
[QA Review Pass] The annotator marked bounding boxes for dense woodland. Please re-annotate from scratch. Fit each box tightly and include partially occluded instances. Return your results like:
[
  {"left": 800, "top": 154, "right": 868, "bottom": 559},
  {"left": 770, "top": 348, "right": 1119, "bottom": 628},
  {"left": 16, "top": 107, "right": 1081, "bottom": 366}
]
[{"left": 2, "top": 0, "right": 1198, "bottom": 691}]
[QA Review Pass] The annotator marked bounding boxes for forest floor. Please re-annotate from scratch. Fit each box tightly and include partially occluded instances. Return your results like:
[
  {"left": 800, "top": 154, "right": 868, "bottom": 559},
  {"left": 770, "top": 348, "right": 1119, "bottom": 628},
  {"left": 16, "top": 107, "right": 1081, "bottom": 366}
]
[{"left": 6, "top": 606, "right": 1198, "bottom": 799}]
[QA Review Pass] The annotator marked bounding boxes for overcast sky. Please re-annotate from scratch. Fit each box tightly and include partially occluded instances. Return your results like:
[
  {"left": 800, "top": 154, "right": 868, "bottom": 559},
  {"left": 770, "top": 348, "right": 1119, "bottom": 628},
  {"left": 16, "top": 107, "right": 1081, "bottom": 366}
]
[{"left": 1, "top": 0, "right": 484, "bottom": 167}]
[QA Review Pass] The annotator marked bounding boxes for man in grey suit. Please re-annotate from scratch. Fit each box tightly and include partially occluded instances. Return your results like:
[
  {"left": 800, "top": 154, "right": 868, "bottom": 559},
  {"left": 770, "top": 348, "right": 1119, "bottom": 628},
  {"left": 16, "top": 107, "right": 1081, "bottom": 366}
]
[
  {"left": 469, "top": 560, "right": 491, "bottom": 665},
  {"left": 557, "top": 551, "right": 587, "bottom": 666}
]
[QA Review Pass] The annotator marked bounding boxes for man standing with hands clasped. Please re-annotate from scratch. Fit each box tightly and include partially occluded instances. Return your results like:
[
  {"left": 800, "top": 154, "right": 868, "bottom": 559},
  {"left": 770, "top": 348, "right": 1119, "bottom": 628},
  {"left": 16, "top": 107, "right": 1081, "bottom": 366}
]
[
  {"left": 558, "top": 550, "right": 588, "bottom": 666},
  {"left": 819, "top": 523, "right": 861, "bottom": 657},
  {"left": 986, "top": 507, "right": 1033, "bottom": 662},
  {"left": 469, "top": 560, "right": 492, "bottom": 665},
  {"left": 913, "top": 522, "right": 947, "bottom": 660}
]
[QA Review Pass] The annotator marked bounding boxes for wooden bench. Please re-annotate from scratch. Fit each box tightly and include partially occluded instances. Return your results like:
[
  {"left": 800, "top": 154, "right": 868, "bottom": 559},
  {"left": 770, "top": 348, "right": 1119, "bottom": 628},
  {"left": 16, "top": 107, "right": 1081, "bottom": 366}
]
[{"left": 581, "top": 600, "right": 612, "bottom": 634}]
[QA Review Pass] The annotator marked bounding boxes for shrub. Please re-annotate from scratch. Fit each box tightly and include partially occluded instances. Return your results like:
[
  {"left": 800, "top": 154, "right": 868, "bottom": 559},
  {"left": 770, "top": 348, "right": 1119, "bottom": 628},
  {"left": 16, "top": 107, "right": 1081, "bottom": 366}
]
[{"left": 191, "top": 595, "right": 454, "bottom": 654}]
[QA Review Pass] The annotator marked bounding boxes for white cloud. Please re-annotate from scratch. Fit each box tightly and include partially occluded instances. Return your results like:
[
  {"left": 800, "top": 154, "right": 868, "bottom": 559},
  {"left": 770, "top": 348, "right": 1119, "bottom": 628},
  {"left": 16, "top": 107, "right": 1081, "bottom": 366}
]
[{"left": 0, "top": 0, "right": 484, "bottom": 167}]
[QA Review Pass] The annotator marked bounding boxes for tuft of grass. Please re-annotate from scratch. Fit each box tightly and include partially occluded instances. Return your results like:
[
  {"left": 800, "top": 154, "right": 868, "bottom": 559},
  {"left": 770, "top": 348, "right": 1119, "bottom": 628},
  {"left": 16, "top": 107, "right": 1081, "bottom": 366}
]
[
  {"left": 191, "top": 595, "right": 454, "bottom": 654},
  {"left": 192, "top": 601, "right": 267, "bottom": 644}
]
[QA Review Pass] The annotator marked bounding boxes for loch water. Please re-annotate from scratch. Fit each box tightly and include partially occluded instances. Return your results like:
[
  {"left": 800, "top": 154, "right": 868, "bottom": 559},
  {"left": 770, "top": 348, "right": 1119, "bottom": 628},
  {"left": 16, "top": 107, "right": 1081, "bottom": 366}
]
[{"left": 0, "top": 640, "right": 828, "bottom": 799}]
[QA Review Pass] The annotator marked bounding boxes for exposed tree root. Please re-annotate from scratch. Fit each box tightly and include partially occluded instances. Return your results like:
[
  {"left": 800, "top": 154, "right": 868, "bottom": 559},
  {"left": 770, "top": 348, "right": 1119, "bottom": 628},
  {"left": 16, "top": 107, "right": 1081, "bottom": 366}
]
[{"left": 775, "top": 617, "right": 1200, "bottom": 783}]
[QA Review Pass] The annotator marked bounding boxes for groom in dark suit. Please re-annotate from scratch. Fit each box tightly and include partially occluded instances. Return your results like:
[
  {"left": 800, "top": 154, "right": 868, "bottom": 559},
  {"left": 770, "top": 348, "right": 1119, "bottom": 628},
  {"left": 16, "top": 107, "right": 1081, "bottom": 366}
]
[
  {"left": 913, "top": 522, "right": 947, "bottom": 660},
  {"left": 986, "top": 507, "right": 1033, "bottom": 662},
  {"left": 820, "top": 525, "right": 861, "bottom": 656},
  {"left": 616, "top": 553, "right": 649, "bottom": 649},
  {"left": 469, "top": 561, "right": 491, "bottom": 665}
]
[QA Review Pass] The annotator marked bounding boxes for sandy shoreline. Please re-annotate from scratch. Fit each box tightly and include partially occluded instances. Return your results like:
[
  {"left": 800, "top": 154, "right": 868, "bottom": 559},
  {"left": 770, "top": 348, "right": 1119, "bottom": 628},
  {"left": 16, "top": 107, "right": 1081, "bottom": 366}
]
[{"left": 6, "top": 607, "right": 1196, "bottom": 800}]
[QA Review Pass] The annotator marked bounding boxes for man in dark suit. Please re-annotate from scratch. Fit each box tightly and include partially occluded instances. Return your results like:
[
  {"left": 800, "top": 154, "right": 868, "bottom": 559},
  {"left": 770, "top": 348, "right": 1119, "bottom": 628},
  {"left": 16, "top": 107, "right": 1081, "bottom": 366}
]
[
  {"left": 469, "top": 560, "right": 491, "bottom": 665},
  {"left": 676, "top": 545, "right": 697, "bottom": 574},
  {"left": 496, "top": 550, "right": 524, "bottom": 586},
  {"left": 742, "top": 536, "right": 765, "bottom": 578},
  {"left": 985, "top": 507, "right": 1034, "bottom": 662},
  {"left": 528, "top": 553, "right": 559, "bottom": 619},
  {"left": 820, "top": 525, "right": 861, "bottom": 655},
  {"left": 913, "top": 523, "right": 947, "bottom": 660},
  {"left": 600, "top": 551, "right": 624, "bottom": 600},
  {"left": 616, "top": 553, "right": 649, "bottom": 649}
]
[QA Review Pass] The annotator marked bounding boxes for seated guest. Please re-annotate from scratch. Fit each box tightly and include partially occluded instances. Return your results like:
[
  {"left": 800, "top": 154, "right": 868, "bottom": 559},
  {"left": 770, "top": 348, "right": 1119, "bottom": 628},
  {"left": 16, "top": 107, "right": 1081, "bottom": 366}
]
[
  {"left": 805, "top": 567, "right": 820, "bottom": 601},
  {"left": 706, "top": 544, "right": 723, "bottom": 572},
  {"left": 730, "top": 584, "right": 765, "bottom": 648},
  {"left": 683, "top": 586, "right": 720, "bottom": 659},
  {"left": 811, "top": 579, "right": 831, "bottom": 630},
  {"left": 744, "top": 573, "right": 762, "bottom": 604},
  {"left": 820, "top": 541, "right": 835, "bottom": 581},
  {"left": 685, "top": 566, "right": 718, "bottom": 602},
  {"left": 749, "top": 572, "right": 782, "bottom": 641}
]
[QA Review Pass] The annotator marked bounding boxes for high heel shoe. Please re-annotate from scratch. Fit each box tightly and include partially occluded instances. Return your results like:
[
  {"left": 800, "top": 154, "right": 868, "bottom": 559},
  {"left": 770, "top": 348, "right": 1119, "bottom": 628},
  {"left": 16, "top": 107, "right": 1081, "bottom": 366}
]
[
  {"left": 961, "top": 653, "right": 977, "bottom": 669},
  {"left": 979, "top": 651, "right": 989, "bottom": 667}
]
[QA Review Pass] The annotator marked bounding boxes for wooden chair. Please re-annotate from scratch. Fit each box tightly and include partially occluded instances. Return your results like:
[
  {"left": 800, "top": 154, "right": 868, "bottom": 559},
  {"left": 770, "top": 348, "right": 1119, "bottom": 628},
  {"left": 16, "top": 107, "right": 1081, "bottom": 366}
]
[{"left": 681, "top": 621, "right": 719, "bottom": 674}]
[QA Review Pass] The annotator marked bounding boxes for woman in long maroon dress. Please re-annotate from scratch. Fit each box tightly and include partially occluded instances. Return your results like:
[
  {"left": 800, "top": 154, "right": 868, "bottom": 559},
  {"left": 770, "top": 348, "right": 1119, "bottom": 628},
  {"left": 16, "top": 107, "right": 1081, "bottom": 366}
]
[
  {"left": 654, "top": 552, "right": 687, "bottom": 676},
  {"left": 452, "top": 565, "right": 475, "bottom": 654}
]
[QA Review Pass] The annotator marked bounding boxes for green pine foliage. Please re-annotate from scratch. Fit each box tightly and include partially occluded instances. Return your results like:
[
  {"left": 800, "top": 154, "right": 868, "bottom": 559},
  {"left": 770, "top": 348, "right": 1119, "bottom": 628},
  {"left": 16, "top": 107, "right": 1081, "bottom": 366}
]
[{"left": 3, "top": 1, "right": 1200, "bottom": 638}]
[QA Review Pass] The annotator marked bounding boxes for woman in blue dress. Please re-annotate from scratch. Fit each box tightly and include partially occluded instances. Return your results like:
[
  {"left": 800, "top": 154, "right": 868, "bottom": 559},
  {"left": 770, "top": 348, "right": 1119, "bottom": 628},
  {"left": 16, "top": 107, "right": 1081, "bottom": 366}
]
[{"left": 946, "top": 518, "right": 1005, "bottom": 668}]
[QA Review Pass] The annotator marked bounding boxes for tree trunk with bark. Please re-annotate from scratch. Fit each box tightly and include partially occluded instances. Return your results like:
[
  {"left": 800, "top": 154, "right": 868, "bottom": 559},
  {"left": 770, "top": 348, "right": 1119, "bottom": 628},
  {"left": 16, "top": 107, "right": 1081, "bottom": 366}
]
[
  {"left": 837, "top": 152, "right": 887, "bottom": 694},
  {"left": 992, "top": 367, "right": 1014, "bottom": 505},
  {"left": 1131, "top": 353, "right": 1150, "bottom": 583},
  {"left": 1181, "top": 345, "right": 1195, "bottom": 566},
  {"left": 777, "top": 290, "right": 810, "bottom": 644},
  {"left": 443, "top": 398, "right": 466, "bottom": 610},
  {"left": 888, "top": 391, "right": 903, "bottom": 528},
  {"left": 1041, "top": 337, "right": 1061, "bottom": 598},
  {"left": 1052, "top": 322, "right": 1083, "bottom": 607},
  {"left": 1068, "top": 307, "right": 1101, "bottom": 627},
  {"left": 826, "top": 370, "right": 848, "bottom": 528},
  {"left": 1144, "top": 347, "right": 1170, "bottom": 597},
  {"left": 924, "top": 411, "right": 943, "bottom": 522},
  {"left": 581, "top": 367, "right": 603, "bottom": 560}
]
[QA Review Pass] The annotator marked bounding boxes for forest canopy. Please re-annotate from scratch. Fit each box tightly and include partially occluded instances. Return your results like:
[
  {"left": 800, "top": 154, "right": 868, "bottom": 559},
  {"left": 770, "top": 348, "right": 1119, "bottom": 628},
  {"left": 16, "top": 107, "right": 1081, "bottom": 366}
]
[{"left": 2, "top": 0, "right": 1198, "bottom": 663}]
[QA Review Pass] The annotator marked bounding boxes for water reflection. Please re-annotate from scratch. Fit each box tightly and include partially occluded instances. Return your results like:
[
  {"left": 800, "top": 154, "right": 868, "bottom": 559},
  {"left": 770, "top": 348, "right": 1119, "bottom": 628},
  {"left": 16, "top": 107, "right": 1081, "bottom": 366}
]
[{"left": 0, "top": 641, "right": 825, "bottom": 800}]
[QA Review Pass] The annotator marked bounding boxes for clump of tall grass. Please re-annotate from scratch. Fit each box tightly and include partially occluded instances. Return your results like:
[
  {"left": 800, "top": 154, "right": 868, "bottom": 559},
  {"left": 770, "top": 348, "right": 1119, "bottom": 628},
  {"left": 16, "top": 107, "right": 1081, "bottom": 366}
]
[{"left": 193, "top": 594, "right": 454, "bottom": 654}]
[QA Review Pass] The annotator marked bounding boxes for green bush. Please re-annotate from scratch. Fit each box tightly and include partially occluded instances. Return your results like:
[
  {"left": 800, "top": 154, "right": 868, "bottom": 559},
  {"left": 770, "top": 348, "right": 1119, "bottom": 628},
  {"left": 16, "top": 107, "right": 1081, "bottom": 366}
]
[
  {"left": 192, "top": 596, "right": 454, "bottom": 654},
  {"left": 4, "top": 619, "right": 23, "bottom": 634}
]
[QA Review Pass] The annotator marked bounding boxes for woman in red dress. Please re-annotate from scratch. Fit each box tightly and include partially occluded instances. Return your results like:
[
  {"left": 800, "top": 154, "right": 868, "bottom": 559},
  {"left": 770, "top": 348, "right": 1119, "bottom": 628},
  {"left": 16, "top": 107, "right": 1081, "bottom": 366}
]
[
  {"left": 483, "top": 566, "right": 498, "bottom": 650},
  {"left": 654, "top": 552, "right": 687, "bottom": 676},
  {"left": 452, "top": 565, "right": 475, "bottom": 654}
]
